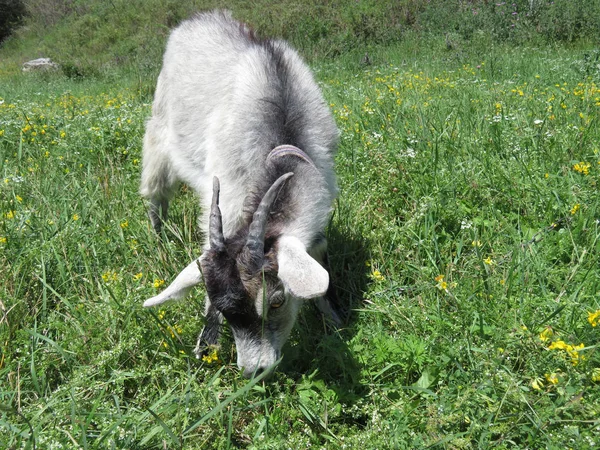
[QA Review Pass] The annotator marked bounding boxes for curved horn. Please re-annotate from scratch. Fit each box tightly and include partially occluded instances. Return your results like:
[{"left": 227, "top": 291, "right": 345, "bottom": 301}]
[
  {"left": 209, "top": 176, "right": 225, "bottom": 251},
  {"left": 243, "top": 172, "right": 294, "bottom": 271}
]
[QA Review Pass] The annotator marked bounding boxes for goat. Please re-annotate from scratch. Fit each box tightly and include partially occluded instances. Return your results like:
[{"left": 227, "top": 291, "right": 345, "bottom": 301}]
[{"left": 140, "top": 10, "right": 340, "bottom": 377}]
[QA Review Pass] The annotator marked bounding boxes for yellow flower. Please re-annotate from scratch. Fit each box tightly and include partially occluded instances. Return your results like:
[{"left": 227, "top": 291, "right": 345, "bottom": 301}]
[
  {"left": 588, "top": 310, "right": 600, "bottom": 327},
  {"left": 434, "top": 274, "right": 444, "bottom": 282},
  {"left": 544, "top": 372, "right": 559, "bottom": 385},
  {"left": 570, "top": 203, "right": 580, "bottom": 215},
  {"left": 371, "top": 270, "right": 385, "bottom": 282},
  {"left": 133, "top": 272, "right": 143, "bottom": 281},
  {"left": 531, "top": 377, "right": 544, "bottom": 391},
  {"left": 72, "top": 214, "right": 79, "bottom": 221},
  {"left": 120, "top": 220, "right": 128, "bottom": 229},
  {"left": 592, "top": 368, "right": 600, "bottom": 383},
  {"left": 201, "top": 347, "right": 220, "bottom": 364},
  {"left": 548, "top": 340, "right": 568, "bottom": 351},
  {"left": 573, "top": 161, "right": 591, "bottom": 175},
  {"left": 101, "top": 271, "right": 118, "bottom": 283},
  {"left": 15, "top": 195, "right": 22, "bottom": 203},
  {"left": 548, "top": 340, "right": 585, "bottom": 365},
  {"left": 539, "top": 327, "right": 553, "bottom": 342},
  {"left": 153, "top": 279, "right": 165, "bottom": 288},
  {"left": 168, "top": 324, "right": 183, "bottom": 338},
  {"left": 0, "top": 236, "right": 6, "bottom": 244},
  {"left": 5, "top": 210, "right": 15, "bottom": 219},
  {"left": 158, "top": 310, "right": 166, "bottom": 320},
  {"left": 483, "top": 256, "right": 494, "bottom": 265}
]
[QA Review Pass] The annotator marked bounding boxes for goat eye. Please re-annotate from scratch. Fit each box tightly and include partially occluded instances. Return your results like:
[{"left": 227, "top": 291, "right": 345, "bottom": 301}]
[{"left": 270, "top": 297, "right": 285, "bottom": 309}]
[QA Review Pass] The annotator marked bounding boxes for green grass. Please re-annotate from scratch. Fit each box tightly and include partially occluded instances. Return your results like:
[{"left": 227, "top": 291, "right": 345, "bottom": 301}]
[{"left": 1, "top": 41, "right": 600, "bottom": 448}]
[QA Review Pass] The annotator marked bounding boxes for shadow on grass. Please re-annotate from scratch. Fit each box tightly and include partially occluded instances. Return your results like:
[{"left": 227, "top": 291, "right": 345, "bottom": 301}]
[{"left": 279, "top": 222, "right": 372, "bottom": 403}]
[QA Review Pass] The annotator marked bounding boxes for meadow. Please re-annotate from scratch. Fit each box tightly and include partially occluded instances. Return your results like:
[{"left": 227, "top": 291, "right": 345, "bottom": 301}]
[{"left": 1, "top": 36, "right": 600, "bottom": 448}]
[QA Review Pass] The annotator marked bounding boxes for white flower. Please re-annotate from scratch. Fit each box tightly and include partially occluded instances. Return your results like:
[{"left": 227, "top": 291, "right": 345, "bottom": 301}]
[{"left": 534, "top": 119, "right": 543, "bottom": 125}]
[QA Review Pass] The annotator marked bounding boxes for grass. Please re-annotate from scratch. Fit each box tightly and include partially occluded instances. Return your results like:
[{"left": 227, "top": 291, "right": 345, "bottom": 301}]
[{"left": 1, "top": 39, "right": 600, "bottom": 448}]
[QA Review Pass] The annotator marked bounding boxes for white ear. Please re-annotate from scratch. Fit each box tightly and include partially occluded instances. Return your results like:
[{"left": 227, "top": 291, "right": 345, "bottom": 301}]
[
  {"left": 277, "top": 236, "right": 329, "bottom": 300},
  {"left": 143, "top": 259, "right": 202, "bottom": 307}
]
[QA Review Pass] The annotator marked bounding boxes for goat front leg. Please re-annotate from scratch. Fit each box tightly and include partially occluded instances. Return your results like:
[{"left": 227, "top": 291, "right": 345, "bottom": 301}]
[{"left": 194, "top": 297, "right": 223, "bottom": 358}]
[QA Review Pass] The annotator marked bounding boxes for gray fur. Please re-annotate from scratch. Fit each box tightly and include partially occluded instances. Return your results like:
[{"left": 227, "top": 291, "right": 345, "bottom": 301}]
[{"left": 141, "top": 10, "right": 338, "bottom": 377}]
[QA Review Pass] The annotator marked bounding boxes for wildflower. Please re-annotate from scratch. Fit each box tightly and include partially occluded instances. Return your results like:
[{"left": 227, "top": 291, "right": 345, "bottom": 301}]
[
  {"left": 5, "top": 210, "right": 15, "bottom": 219},
  {"left": 72, "top": 214, "right": 79, "bottom": 221},
  {"left": 548, "top": 340, "right": 585, "bottom": 365},
  {"left": 548, "top": 340, "right": 568, "bottom": 351},
  {"left": 531, "top": 377, "right": 544, "bottom": 390},
  {"left": 592, "top": 368, "right": 600, "bottom": 383},
  {"left": 471, "top": 240, "right": 482, "bottom": 247},
  {"left": 120, "top": 220, "right": 129, "bottom": 229},
  {"left": 133, "top": 272, "right": 143, "bottom": 281},
  {"left": 570, "top": 204, "right": 580, "bottom": 215},
  {"left": 483, "top": 256, "right": 495, "bottom": 265},
  {"left": 573, "top": 162, "right": 591, "bottom": 175},
  {"left": 435, "top": 275, "right": 448, "bottom": 290},
  {"left": 60, "top": 131, "right": 66, "bottom": 138},
  {"left": 0, "top": 236, "right": 6, "bottom": 244},
  {"left": 202, "top": 347, "right": 220, "bottom": 364},
  {"left": 533, "top": 119, "right": 543, "bottom": 125},
  {"left": 101, "top": 271, "right": 118, "bottom": 283},
  {"left": 158, "top": 310, "right": 166, "bottom": 320},
  {"left": 544, "top": 372, "right": 559, "bottom": 385},
  {"left": 153, "top": 279, "right": 165, "bottom": 288},
  {"left": 371, "top": 270, "right": 385, "bottom": 282},
  {"left": 168, "top": 324, "right": 183, "bottom": 338},
  {"left": 588, "top": 310, "right": 600, "bottom": 327},
  {"left": 539, "top": 327, "right": 553, "bottom": 342},
  {"left": 15, "top": 195, "right": 22, "bottom": 203}
]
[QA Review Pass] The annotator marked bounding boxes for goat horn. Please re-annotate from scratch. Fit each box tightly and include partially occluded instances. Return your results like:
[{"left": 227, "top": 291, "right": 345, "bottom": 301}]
[
  {"left": 209, "top": 176, "right": 225, "bottom": 251},
  {"left": 244, "top": 172, "right": 294, "bottom": 270}
]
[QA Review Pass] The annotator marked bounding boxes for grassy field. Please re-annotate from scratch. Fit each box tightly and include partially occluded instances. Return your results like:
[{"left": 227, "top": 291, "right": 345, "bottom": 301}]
[{"left": 1, "top": 37, "right": 600, "bottom": 448}]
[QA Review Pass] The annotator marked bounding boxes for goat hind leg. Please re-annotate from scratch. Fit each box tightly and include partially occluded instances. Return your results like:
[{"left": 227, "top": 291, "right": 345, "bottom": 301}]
[{"left": 140, "top": 125, "right": 178, "bottom": 234}]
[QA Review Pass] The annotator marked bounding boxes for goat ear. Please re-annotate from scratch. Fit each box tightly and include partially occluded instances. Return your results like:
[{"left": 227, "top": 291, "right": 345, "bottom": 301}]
[
  {"left": 143, "top": 259, "right": 202, "bottom": 307},
  {"left": 276, "top": 236, "right": 329, "bottom": 300}
]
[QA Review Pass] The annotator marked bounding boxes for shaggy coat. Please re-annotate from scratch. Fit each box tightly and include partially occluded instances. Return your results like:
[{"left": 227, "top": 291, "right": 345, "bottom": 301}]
[{"left": 140, "top": 10, "right": 339, "bottom": 377}]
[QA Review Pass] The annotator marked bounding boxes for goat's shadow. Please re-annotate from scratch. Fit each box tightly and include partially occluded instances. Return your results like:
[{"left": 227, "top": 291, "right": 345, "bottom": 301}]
[{"left": 278, "top": 220, "right": 371, "bottom": 404}]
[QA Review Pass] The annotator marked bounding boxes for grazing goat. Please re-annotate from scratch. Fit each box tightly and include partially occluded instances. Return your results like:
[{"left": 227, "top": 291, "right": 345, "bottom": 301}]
[{"left": 140, "top": 10, "right": 340, "bottom": 377}]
